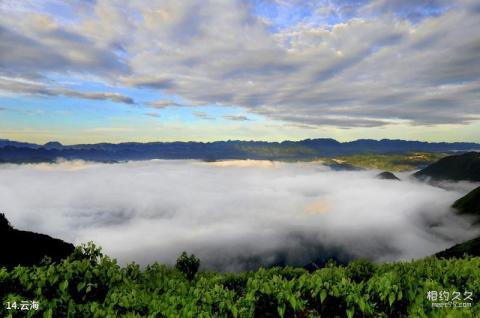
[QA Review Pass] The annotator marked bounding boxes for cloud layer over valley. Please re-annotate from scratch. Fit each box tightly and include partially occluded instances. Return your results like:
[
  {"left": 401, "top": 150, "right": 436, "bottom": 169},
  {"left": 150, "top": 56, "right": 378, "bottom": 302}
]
[{"left": 0, "top": 160, "right": 478, "bottom": 271}]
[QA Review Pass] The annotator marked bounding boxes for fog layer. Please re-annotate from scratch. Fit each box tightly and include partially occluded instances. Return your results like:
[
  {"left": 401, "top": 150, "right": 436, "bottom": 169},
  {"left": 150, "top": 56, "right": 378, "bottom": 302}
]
[{"left": 0, "top": 160, "right": 478, "bottom": 271}]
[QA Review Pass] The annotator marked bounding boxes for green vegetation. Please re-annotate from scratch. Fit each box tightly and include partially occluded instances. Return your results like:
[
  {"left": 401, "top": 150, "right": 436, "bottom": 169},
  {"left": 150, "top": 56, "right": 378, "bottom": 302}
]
[
  {"left": 327, "top": 152, "right": 446, "bottom": 172},
  {"left": 1, "top": 243, "right": 478, "bottom": 317},
  {"left": 234, "top": 151, "right": 445, "bottom": 171},
  {"left": 234, "top": 144, "right": 317, "bottom": 160},
  {"left": 175, "top": 252, "right": 200, "bottom": 281}
]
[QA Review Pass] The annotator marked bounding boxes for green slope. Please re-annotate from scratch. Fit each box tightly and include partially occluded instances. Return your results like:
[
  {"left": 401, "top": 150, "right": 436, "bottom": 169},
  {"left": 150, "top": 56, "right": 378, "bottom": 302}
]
[{"left": 324, "top": 152, "right": 445, "bottom": 172}]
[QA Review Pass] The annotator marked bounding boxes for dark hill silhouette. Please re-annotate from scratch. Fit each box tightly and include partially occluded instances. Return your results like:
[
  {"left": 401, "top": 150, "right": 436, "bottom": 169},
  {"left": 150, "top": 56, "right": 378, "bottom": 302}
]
[
  {"left": 413, "top": 152, "right": 480, "bottom": 181},
  {"left": 376, "top": 171, "right": 400, "bottom": 180},
  {"left": 0, "top": 213, "right": 74, "bottom": 269}
]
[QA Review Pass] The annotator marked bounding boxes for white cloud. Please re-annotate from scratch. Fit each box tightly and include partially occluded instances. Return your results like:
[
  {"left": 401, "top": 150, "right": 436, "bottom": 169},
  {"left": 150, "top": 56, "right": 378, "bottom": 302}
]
[
  {"left": 0, "top": 12, "right": 127, "bottom": 79},
  {"left": 145, "top": 99, "right": 205, "bottom": 109},
  {"left": 0, "top": 160, "right": 478, "bottom": 271},
  {"left": 0, "top": 78, "right": 134, "bottom": 104},
  {"left": 223, "top": 115, "right": 250, "bottom": 121},
  {"left": 192, "top": 111, "right": 214, "bottom": 120}
]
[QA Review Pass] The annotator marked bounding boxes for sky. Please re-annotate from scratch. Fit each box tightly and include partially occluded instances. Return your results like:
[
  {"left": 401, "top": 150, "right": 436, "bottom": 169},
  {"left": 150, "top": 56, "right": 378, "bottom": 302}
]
[{"left": 0, "top": 0, "right": 479, "bottom": 144}]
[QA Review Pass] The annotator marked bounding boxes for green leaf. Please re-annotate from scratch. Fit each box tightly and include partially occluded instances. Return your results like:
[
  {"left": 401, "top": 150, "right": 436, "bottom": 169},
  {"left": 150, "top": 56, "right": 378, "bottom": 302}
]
[
  {"left": 288, "top": 296, "right": 297, "bottom": 310},
  {"left": 77, "top": 282, "right": 85, "bottom": 292},
  {"left": 346, "top": 307, "right": 354, "bottom": 318},
  {"left": 320, "top": 289, "right": 327, "bottom": 303},
  {"left": 277, "top": 303, "right": 286, "bottom": 318},
  {"left": 389, "top": 293, "right": 395, "bottom": 307},
  {"left": 358, "top": 298, "right": 366, "bottom": 313},
  {"left": 43, "top": 308, "right": 53, "bottom": 318},
  {"left": 60, "top": 280, "right": 69, "bottom": 292},
  {"left": 230, "top": 305, "right": 238, "bottom": 318}
]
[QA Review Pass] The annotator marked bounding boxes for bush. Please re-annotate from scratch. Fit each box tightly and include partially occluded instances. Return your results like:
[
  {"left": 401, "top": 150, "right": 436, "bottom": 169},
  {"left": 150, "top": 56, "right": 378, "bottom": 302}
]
[
  {"left": 0, "top": 244, "right": 479, "bottom": 317},
  {"left": 346, "top": 258, "right": 376, "bottom": 283}
]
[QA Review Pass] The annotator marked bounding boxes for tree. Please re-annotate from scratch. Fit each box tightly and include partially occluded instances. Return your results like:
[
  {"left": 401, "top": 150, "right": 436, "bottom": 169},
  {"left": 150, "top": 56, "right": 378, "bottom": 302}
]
[
  {"left": 175, "top": 251, "right": 200, "bottom": 281},
  {"left": 0, "top": 213, "right": 12, "bottom": 231}
]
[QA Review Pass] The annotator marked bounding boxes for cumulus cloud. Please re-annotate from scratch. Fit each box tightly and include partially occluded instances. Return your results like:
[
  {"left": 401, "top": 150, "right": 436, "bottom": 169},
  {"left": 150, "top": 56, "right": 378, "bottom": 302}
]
[
  {"left": 0, "top": 160, "right": 478, "bottom": 271},
  {"left": 0, "top": 0, "right": 479, "bottom": 127}
]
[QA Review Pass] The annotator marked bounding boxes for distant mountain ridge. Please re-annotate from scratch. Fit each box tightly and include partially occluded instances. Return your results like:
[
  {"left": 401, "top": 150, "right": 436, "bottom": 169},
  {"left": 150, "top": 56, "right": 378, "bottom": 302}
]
[{"left": 1, "top": 138, "right": 480, "bottom": 163}]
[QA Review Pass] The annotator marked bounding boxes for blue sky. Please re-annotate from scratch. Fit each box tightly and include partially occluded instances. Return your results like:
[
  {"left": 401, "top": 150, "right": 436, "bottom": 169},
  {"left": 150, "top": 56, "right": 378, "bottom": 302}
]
[{"left": 0, "top": 0, "right": 479, "bottom": 144}]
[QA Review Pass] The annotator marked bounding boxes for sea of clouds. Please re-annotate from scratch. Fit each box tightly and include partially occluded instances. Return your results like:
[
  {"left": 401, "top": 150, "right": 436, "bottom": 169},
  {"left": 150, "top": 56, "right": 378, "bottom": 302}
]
[{"left": 0, "top": 160, "right": 478, "bottom": 271}]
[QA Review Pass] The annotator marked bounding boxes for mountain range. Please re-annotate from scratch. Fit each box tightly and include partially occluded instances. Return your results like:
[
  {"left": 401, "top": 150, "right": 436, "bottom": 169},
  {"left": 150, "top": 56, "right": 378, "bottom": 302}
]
[{"left": 1, "top": 138, "right": 480, "bottom": 163}]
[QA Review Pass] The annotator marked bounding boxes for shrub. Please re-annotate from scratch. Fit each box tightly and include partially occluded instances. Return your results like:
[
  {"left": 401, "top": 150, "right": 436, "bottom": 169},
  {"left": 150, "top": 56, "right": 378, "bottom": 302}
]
[
  {"left": 0, "top": 245, "right": 479, "bottom": 317},
  {"left": 346, "top": 258, "right": 376, "bottom": 283}
]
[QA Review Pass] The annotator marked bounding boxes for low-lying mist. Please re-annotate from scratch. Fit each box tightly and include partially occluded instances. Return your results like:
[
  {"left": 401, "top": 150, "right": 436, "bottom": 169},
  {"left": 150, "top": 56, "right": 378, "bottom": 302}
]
[{"left": 0, "top": 160, "right": 478, "bottom": 271}]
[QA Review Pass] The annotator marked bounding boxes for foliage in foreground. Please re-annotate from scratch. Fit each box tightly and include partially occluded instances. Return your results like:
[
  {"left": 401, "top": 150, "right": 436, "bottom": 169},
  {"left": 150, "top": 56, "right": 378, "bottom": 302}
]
[{"left": 0, "top": 243, "right": 478, "bottom": 318}]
